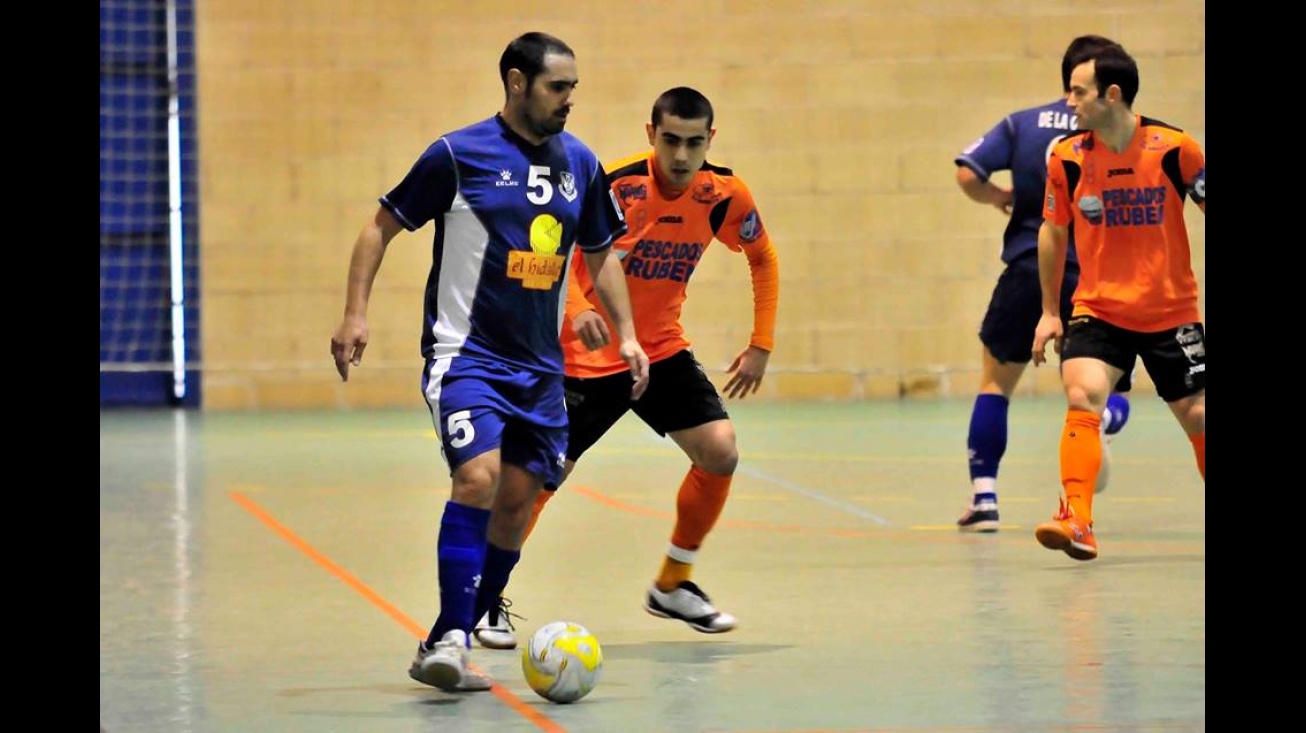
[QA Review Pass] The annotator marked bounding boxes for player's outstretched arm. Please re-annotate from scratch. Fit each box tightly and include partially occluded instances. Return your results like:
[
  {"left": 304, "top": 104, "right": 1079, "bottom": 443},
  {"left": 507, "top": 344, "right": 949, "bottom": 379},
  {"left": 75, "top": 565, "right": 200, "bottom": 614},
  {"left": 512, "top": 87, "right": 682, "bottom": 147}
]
[
  {"left": 330, "top": 207, "right": 404, "bottom": 381},
  {"left": 725, "top": 235, "right": 779, "bottom": 399}
]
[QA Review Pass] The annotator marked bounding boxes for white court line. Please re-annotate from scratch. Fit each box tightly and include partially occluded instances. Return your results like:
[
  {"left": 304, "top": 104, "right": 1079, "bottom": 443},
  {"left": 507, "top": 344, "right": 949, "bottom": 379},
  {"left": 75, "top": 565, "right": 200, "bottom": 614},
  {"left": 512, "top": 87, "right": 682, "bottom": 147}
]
[
  {"left": 171, "top": 409, "right": 195, "bottom": 732},
  {"left": 641, "top": 432, "right": 892, "bottom": 526},
  {"left": 738, "top": 462, "right": 892, "bottom": 526}
]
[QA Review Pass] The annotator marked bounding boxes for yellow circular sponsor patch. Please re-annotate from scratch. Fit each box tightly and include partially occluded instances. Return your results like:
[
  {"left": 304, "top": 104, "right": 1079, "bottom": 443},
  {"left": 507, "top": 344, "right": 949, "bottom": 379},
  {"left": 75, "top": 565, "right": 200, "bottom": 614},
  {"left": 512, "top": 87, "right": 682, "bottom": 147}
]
[{"left": 530, "top": 214, "right": 563, "bottom": 255}]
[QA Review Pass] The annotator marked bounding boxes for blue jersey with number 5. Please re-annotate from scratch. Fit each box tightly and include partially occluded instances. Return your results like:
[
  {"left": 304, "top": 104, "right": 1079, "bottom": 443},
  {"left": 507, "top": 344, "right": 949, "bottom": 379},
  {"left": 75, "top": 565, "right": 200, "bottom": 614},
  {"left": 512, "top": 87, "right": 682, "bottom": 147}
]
[{"left": 381, "top": 114, "right": 626, "bottom": 373}]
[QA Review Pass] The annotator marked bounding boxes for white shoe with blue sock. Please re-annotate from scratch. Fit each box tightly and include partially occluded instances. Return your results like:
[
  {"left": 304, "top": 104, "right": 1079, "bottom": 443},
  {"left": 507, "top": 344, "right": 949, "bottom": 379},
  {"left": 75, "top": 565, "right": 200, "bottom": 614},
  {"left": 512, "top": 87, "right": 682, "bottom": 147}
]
[{"left": 408, "top": 630, "right": 492, "bottom": 692}]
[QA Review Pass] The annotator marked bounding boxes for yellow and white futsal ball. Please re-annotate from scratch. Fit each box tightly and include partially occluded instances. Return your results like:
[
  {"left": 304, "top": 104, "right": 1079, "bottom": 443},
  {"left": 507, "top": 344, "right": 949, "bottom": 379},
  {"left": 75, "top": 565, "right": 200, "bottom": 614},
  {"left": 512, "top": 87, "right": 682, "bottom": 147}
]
[{"left": 521, "top": 621, "right": 603, "bottom": 703}]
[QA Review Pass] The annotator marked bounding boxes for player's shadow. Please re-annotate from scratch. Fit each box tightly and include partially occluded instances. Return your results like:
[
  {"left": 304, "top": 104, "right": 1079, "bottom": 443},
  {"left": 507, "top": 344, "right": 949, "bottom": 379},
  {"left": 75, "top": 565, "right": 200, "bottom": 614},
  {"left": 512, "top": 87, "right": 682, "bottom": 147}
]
[{"left": 600, "top": 641, "right": 789, "bottom": 665}]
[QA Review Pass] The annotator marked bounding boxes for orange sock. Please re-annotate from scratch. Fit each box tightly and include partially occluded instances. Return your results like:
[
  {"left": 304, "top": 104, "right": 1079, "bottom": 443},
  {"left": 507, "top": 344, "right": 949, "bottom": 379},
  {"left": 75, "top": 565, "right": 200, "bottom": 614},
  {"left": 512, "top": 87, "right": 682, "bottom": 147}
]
[
  {"left": 656, "top": 466, "right": 732, "bottom": 591},
  {"left": 521, "top": 488, "right": 554, "bottom": 543},
  {"left": 1060, "top": 409, "right": 1102, "bottom": 520},
  {"left": 1189, "top": 432, "right": 1205, "bottom": 481}
]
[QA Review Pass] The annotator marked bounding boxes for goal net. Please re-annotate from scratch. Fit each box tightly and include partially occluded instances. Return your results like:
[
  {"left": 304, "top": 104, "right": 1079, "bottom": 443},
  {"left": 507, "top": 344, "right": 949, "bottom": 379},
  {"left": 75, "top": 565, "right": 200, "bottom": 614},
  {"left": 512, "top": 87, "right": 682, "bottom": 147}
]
[{"left": 99, "top": 0, "right": 200, "bottom": 406}]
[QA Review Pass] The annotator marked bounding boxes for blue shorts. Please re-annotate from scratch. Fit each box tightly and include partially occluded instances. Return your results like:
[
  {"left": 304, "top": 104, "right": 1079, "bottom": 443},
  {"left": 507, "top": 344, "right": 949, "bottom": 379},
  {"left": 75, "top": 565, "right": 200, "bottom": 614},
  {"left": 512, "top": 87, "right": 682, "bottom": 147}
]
[
  {"left": 422, "top": 356, "right": 568, "bottom": 489},
  {"left": 980, "top": 256, "right": 1078, "bottom": 364}
]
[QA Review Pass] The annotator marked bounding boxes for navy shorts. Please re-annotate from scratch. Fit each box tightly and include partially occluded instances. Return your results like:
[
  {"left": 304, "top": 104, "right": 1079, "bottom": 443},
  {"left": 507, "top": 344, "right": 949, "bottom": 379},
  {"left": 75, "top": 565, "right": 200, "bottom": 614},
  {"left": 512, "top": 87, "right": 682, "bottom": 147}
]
[
  {"left": 1061, "top": 317, "right": 1206, "bottom": 402},
  {"left": 980, "top": 256, "right": 1078, "bottom": 364},
  {"left": 422, "top": 355, "right": 568, "bottom": 489},
  {"left": 562, "top": 349, "right": 728, "bottom": 465}
]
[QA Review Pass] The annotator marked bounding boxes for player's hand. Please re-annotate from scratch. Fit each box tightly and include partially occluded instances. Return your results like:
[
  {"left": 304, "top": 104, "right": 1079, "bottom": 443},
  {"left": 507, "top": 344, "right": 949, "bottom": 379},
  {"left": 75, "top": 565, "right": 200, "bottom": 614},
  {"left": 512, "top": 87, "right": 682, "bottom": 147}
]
[
  {"left": 618, "top": 338, "right": 650, "bottom": 400},
  {"left": 572, "top": 309, "right": 610, "bottom": 351},
  {"left": 723, "top": 345, "right": 770, "bottom": 399},
  {"left": 1031, "top": 313, "right": 1063, "bottom": 367},
  {"left": 330, "top": 315, "right": 369, "bottom": 382},
  {"left": 992, "top": 186, "right": 1014, "bottom": 216}
]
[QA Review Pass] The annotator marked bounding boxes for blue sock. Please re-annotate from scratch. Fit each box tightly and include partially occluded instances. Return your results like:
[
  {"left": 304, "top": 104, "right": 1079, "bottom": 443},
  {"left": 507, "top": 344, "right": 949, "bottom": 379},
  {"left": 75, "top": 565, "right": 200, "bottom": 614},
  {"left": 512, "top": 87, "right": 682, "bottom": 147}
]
[
  {"left": 474, "top": 543, "right": 521, "bottom": 622},
  {"left": 426, "top": 501, "right": 490, "bottom": 647},
  {"left": 1104, "top": 393, "right": 1131, "bottom": 436},
  {"left": 967, "top": 394, "right": 1009, "bottom": 498}
]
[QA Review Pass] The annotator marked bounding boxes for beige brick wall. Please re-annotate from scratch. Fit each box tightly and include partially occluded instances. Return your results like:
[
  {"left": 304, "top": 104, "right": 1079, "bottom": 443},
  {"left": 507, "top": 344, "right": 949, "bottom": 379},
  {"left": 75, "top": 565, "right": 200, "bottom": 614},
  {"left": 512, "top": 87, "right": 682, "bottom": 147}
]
[{"left": 197, "top": 0, "right": 1205, "bottom": 410}]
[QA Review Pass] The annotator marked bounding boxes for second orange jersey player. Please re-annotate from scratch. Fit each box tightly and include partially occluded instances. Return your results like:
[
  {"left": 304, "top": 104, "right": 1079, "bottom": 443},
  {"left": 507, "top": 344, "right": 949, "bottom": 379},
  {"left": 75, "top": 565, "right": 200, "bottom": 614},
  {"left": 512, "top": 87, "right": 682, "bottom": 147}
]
[
  {"left": 1031, "top": 42, "right": 1205, "bottom": 563},
  {"left": 472, "top": 86, "right": 780, "bottom": 649}
]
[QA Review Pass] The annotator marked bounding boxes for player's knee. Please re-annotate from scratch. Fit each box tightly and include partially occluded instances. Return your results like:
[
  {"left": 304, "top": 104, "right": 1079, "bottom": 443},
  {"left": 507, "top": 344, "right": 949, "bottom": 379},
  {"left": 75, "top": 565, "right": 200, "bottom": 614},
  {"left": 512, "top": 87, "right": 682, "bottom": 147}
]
[
  {"left": 695, "top": 444, "right": 738, "bottom": 475},
  {"left": 1063, "top": 384, "right": 1109, "bottom": 414},
  {"left": 450, "top": 465, "right": 497, "bottom": 507}
]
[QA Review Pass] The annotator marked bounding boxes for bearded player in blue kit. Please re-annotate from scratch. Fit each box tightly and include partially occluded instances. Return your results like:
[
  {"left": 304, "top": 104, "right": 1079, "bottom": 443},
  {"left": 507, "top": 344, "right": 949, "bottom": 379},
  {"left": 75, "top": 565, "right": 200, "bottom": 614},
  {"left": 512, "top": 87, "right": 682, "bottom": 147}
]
[{"left": 330, "top": 32, "right": 650, "bottom": 692}]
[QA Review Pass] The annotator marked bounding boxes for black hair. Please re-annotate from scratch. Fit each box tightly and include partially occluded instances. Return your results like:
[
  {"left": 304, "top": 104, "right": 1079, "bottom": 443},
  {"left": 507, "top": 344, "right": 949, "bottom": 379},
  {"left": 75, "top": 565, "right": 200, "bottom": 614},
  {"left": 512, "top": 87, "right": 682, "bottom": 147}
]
[
  {"left": 1080, "top": 43, "right": 1140, "bottom": 107},
  {"left": 651, "top": 87, "right": 714, "bottom": 129},
  {"left": 1061, "top": 34, "right": 1118, "bottom": 93},
  {"left": 499, "top": 32, "right": 575, "bottom": 92}
]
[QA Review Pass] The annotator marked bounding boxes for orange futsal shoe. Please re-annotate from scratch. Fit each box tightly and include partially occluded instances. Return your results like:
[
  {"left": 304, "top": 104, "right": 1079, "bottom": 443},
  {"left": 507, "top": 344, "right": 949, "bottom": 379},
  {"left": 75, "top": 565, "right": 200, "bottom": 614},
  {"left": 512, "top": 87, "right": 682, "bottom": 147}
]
[{"left": 1034, "top": 499, "right": 1098, "bottom": 561}]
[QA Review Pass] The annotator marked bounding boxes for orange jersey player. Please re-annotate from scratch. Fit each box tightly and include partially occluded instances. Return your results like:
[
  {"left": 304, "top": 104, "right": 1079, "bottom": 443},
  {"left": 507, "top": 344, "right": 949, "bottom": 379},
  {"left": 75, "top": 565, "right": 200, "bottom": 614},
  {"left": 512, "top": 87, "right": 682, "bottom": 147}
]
[
  {"left": 472, "top": 86, "right": 779, "bottom": 650},
  {"left": 562, "top": 152, "right": 776, "bottom": 377},
  {"left": 1031, "top": 42, "right": 1205, "bottom": 562},
  {"left": 1045, "top": 127, "right": 1204, "bottom": 333},
  {"left": 952, "top": 35, "right": 1132, "bottom": 535}
]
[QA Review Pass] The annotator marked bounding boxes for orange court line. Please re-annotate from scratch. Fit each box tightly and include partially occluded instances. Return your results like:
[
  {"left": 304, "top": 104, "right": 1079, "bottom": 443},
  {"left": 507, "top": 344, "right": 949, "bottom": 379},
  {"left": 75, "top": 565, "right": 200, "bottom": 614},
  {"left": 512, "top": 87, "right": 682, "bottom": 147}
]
[{"left": 228, "top": 490, "right": 567, "bottom": 733}]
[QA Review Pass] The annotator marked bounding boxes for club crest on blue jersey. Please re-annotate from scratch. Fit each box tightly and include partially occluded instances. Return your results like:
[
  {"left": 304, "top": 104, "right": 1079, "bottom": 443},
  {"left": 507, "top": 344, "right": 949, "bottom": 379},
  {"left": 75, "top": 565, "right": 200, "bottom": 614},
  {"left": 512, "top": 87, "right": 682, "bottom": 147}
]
[{"left": 559, "top": 171, "right": 577, "bottom": 202}]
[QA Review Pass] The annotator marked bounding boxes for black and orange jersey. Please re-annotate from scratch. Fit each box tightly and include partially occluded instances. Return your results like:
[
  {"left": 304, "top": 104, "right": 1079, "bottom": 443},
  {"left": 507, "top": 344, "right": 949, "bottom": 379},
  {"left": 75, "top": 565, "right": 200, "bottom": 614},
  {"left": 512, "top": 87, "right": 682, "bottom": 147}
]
[
  {"left": 563, "top": 151, "right": 779, "bottom": 378},
  {"left": 1043, "top": 115, "right": 1205, "bottom": 331}
]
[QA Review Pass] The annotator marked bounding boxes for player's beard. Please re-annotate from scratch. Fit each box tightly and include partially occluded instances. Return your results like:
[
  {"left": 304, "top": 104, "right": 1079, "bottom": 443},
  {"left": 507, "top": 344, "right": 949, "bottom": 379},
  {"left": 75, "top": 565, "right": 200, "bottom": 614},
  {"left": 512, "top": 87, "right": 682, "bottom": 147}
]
[
  {"left": 523, "top": 88, "right": 568, "bottom": 138},
  {"left": 532, "top": 109, "right": 567, "bottom": 137}
]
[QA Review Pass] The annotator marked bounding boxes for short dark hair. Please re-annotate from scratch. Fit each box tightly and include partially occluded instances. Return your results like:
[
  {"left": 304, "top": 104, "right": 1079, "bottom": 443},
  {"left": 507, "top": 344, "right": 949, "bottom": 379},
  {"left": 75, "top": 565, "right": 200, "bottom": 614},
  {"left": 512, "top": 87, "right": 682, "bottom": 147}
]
[
  {"left": 499, "top": 32, "right": 575, "bottom": 92},
  {"left": 1080, "top": 43, "right": 1140, "bottom": 107},
  {"left": 651, "top": 87, "right": 714, "bottom": 130},
  {"left": 1061, "top": 35, "right": 1118, "bottom": 93}
]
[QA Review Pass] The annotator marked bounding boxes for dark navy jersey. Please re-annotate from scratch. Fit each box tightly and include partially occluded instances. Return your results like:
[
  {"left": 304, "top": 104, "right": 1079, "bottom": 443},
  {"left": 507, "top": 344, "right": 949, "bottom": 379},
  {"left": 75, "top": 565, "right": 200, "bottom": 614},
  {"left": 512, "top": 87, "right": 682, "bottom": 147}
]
[
  {"left": 955, "top": 99, "right": 1080, "bottom": 266},
  {"left": 381, "top": 114, "right": 625, "bottom": 373}
]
